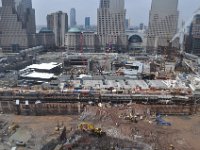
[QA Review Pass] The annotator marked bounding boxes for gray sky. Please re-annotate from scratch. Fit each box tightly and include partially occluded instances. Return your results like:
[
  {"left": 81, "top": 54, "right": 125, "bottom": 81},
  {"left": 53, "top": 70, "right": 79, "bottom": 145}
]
[{"left": 32, "top": 0, "right": 200, "bottom": 26}]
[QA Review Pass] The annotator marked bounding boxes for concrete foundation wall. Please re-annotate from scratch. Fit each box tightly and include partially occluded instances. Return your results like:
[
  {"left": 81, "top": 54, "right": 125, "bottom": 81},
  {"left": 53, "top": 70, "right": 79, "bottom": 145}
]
[
  {"left": 0, "top": 101, "right": 84, "bottom": 115},
  {"left": 0, "top": 101, "right": 199, "bottom": 115}
]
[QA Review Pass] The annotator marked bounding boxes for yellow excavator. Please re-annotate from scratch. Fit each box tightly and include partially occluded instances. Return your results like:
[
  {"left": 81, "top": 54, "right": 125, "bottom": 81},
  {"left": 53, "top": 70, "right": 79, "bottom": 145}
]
[{"left": 79, "top": 122, "right": 106, "bottom": 137}]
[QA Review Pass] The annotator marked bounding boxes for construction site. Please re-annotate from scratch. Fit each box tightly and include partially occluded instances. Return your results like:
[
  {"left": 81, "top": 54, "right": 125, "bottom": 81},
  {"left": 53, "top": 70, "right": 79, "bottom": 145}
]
[
  {"left": 0, "top": 30, "right": 200, "bottom": 149},
  {"left": 0, "top": 105, "right": 200, "bottom": 150},
  {"left": 1, "top": 0, "right": 200, "bottom": 149},
  {"left": 0, "top": 46, "right": 199, "bottom": 149}
]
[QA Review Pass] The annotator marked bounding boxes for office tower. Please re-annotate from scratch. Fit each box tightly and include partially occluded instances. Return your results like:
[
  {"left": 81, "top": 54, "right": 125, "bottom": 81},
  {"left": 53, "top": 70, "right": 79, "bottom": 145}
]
[
  {"left": 98, "top": 0, "right": 126, "bottom": 35},
  {"left": 139, "top": 23, "right": 144, "bottom": 30},
  {"left": 47, "top": 11, "right": 68, "bottom": 47},
  {"left": 186, "top": 14, "right": 200, "bottom": 56},
  {"left": 147, "top": 0, "right": 179, "bottom": 52},
  {"left": 0, "top": 0, "right": 36, "bottom": 52},
  {"left": 15, "top": 0, "right": 36, "bottom": 34},
  {"left": 125, "top": 19, "right": 131, "bottom": 30},
  {"left": 70, "top": 8, "right": 77, "bottom": 27},
  {"left": 97, "top": 0, "right": 127, "bottom": 51},
  {"left": 85, "top": 17, "right": 91, "bottom": 29},
  {"left": 15, "top": 0, "right": 32, "bottom": 8}
]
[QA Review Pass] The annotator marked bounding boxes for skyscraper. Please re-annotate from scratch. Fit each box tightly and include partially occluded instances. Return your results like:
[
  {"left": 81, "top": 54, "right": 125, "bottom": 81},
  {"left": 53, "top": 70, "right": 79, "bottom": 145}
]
[
  {"left": 70, "top": 8, "right": 77, "bottom": 27},
  {"left": 0, "top": 0, "right": 36, "bottom": 52},
  {"left": 85, "top": 17, "right": 90, "bottom": 29},
  {"left": 97, "top": 0, "right": 126, "bottom": 35},
  {"left": 186, "top": 14, "right": 200, "bottom": 56},
  {"left": 47, "top": 11, "right": 68, "bottom": 47},
  {"left": 97, "top": 0, "right": 127, "bottom": 51},
  {"left": 125, "top": 19, "right": 130, "bottom": 30},
  {"left": 139, "top": 23, "right": 144, "bottom": 30},
  {"left": 147, "top": 0, "right": 179, "bottom": 52},
  {"left": 15, "top": 0, "right": 36, "bottom": 34}
]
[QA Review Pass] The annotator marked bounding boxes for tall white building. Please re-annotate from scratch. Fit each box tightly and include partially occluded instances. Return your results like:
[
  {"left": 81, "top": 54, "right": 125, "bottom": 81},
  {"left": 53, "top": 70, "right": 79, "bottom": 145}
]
[
  {"left": 0, "top": 0, "right": 36, "bottom": 52},
  {"left": 47, "top": 11, "right": 68, "bottom": 47},
  {"left": 97, "top": 0, "right": 127, "bottom": 51},
  {"left": 147, "top": 0, "right": 179, "bottom": 52}
]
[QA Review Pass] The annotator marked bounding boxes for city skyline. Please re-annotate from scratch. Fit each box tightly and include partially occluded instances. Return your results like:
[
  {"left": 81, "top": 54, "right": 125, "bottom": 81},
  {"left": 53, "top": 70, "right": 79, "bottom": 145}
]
[{"left": 30, "top": 0, "right": 200, "bottom": 26}]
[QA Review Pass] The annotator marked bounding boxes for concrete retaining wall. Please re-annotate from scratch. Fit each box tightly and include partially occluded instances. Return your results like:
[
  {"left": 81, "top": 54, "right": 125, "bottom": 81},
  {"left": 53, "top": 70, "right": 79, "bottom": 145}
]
[
  {"left": 0, "top": 101, "right": 84, "bottom": 115},
  {"left": 0, "top": 101, "right": 199, "bottom": 115}
]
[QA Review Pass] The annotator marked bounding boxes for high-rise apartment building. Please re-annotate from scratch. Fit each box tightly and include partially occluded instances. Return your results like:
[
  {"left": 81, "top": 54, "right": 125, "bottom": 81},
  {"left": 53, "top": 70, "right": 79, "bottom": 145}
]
[
  {"left": 70, "top": 8, "right": 77, "bottom": 27},
  {"left": 147, "top": 0, "right": 179, "bottom": 52},
  {"left": 97, "top": 0, "right": 127, "bottom": 51},
  {"left": 0, "top": 0, "right": 36, "bottom": 52},
  {"left": 85, "top": 17, "right": 90, "bottom": 29},
  {"left": 47, "top": 11, "right": 68, "bottom": 47}
]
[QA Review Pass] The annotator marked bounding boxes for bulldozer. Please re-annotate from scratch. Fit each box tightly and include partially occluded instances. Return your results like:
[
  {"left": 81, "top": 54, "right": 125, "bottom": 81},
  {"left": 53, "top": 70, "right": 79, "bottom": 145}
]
[{"left": 79, "top": 122, "right": 106, "bottom": 137}]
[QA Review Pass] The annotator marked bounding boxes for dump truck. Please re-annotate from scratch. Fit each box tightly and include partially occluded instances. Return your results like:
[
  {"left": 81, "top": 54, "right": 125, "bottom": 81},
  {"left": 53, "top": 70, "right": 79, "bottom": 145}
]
[{"left": 79, "top": 122, "right": 106, "bottom": 136}]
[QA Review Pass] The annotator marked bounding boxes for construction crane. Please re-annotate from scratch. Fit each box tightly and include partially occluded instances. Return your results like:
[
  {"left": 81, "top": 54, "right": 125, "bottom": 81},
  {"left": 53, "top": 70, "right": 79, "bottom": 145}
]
[
  {"left": 99, "top": 38, "right": 115, "bottom": 74},
  {"left": 95, "top": 62, "right": 104, "bottom": 75}
]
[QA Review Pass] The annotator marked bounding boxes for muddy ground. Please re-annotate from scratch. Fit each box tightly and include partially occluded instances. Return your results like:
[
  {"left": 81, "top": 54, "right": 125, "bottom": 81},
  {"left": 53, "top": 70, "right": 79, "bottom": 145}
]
[{"left": 0, "top": 104, "right": 200, "bottom": 150}]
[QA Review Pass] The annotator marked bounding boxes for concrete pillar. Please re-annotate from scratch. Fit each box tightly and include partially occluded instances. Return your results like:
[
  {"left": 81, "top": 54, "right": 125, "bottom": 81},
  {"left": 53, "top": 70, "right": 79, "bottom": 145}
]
[{"left": 25, "top": 100, "right": 30, "bottom": 115}]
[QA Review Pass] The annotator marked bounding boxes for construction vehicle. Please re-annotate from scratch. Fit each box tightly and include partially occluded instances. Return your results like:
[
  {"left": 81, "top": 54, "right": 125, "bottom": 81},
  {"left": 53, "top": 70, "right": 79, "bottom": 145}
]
[
  {"left": 124, "top": 113, "right": 138, "bottom": 123},
  {"left": 119, "top": 113, "right": 138, "bottom": 123},
  {"left": 79, "top": 122, "right": 106, "bottom": 137},
  {"left": 8, "top": 123, "right": 19, "bottom": 132}
]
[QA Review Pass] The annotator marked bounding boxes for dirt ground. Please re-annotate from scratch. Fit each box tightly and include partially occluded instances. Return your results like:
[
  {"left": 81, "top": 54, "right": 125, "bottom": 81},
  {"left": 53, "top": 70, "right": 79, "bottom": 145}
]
[
  {"left": 79, "top": 105, "right": 200, "bottom": 150},
  {"left": 0, "top": 114, "right": 77, "bottom": 150},
  {"left": 166, "top": 115, "right": 200, "bottom": 150},
  {"left": 0, "top": 105, "right": 200, "bottom": 150}
]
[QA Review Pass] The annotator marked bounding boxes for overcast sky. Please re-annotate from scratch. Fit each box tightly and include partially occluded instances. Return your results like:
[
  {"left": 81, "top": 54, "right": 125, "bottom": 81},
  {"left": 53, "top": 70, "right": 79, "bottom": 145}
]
[{"left": 32, "top": 0, "right": 199, "bottom": 26}]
